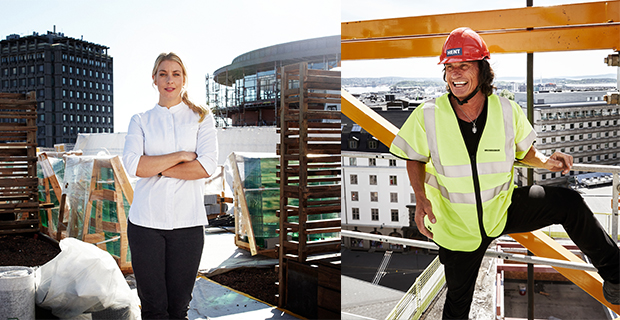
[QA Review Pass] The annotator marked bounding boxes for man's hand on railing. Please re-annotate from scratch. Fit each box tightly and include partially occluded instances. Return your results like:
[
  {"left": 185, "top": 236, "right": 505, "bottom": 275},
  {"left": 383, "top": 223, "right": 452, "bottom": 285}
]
[
  {"left": 546, "top": 151, "right": 573, "bottom": 175},
  {"left": 520, "top": 146, "right": 573, "bottom": 175}
]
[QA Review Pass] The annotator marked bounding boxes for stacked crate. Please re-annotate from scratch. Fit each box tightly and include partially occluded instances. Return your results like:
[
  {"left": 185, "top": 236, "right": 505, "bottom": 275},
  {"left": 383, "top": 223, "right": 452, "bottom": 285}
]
[
  {"left": 0, "top": 92, "right": 38, "bottom": 234},
  {"left": 277, "top": 63, "right": 341, "bottom": 318}
]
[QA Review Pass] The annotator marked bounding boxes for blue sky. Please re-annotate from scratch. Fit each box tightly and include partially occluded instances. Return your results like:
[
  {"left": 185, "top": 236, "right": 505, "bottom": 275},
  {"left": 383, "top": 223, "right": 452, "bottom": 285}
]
[
  {"left": 341, "top": 0, "right": 619, "bottom": 81},
  {"left": 0, "top": 0, "right": 340, "bottom": 131}
]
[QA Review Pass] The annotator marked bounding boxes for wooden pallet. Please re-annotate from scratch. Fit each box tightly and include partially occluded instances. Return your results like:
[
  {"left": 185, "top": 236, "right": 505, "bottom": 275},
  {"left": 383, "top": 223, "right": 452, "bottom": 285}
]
[
  {"left": 277, "top": 63, "right": 341, "bottom": 312},
  {"left": 0, "top": 92, "right": 38, "bottom": 235}
]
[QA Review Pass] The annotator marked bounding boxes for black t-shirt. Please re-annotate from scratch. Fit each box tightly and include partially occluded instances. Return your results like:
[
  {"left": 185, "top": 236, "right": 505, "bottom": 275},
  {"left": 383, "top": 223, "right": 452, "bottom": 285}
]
[{"left": 454, "top": 98, "right": 488, "bottom": 158}]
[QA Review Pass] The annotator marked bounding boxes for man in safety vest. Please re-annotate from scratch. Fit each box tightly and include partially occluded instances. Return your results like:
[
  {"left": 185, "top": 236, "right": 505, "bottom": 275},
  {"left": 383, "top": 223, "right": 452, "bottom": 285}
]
[{"left": 390, "top": 27, "right": 620, "bottom": 319}]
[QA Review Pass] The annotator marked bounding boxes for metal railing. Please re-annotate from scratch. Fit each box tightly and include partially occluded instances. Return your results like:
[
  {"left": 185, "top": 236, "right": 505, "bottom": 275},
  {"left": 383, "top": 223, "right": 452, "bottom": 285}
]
[
  {"left": 517, "top": 162, "right": 620, "bottom": 241},
  {"left": 385, "top": 255, "right": 445, "bottom": 320},
  {"left": 341, "top": 230, "right": 598, "bottom": 272}
]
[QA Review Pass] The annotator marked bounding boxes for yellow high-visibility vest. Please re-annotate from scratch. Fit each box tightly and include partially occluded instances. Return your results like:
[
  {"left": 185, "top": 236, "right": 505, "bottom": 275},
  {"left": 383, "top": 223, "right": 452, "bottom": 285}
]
[{"left": 390, "top": 93, "right": 536, "bottom": 251}]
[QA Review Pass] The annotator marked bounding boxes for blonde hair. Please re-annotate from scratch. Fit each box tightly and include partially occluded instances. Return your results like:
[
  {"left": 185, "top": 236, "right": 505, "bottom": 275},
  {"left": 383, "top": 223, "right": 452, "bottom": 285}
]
[{"left": 152, "top": 52, "right": 208, "bottom": 122}]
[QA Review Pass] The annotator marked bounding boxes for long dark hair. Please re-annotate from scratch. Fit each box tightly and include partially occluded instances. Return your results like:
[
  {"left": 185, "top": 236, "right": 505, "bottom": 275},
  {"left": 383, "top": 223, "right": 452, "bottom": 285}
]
[{"left": 477, "top": 59, "right": 495, "bottom": 97}]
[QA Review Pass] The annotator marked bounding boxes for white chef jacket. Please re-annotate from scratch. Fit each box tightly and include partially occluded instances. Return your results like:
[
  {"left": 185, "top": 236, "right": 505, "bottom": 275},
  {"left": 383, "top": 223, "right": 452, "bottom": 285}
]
[{"left": 122, "top": 102, "right": 218, "bottom": 230}]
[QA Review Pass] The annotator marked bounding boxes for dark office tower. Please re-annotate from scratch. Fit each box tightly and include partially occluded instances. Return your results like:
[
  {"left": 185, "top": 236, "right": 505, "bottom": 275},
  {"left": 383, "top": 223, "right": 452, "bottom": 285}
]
[{"left": 0, "top": 29, "right": 113, "bottom": 147}]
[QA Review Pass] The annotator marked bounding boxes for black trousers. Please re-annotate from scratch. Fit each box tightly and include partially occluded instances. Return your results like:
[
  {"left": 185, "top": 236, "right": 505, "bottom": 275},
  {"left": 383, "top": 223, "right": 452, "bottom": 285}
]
[
  {"left": 440, "top": 185, "right": 620, "bottom": 319},
  {"left": 127, "top": 220, "right": 204, "bottom": 320}
]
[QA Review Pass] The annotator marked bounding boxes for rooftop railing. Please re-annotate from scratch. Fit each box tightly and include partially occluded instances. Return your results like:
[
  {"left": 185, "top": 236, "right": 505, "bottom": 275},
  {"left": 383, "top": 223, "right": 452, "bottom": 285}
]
[{"left": 517, "top": 162, "right": 619, "bottom": 241}]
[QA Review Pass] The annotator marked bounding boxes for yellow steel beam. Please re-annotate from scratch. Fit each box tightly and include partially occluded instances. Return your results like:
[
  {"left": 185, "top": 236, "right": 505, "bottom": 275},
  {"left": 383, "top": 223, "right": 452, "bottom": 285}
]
[
  {"left": 341, "top": 92, "right": 620, "bottom": 313},
  {"left": 342, "top": 1, "right": 620, "bottom": 60},
  {"left": 342, "top": 1, "right": 619, "bottom": 39},
  {"left": 343, "top": 25, "right": 620, "bottom": 60},
  {"left": 341, "top": 90, "right": 399, "bottom": 144},
  {"left": 512, "top": 230, "right": 619, "bottom": 312}
]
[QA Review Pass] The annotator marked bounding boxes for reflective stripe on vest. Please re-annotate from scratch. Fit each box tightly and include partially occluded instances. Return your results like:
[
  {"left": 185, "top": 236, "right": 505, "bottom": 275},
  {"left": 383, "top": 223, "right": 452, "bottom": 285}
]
[
  {"left": 425, "top": 171, "right": 514, "bottom": 204},
  {"left": 425, "top": 96, "right": 515, "bottom": 179},
  {"left": 391, "top": 134, "right": 429, "bottom": 162},
  {"left": 517, "top": 130, "right": 537, "bottom": 154}
]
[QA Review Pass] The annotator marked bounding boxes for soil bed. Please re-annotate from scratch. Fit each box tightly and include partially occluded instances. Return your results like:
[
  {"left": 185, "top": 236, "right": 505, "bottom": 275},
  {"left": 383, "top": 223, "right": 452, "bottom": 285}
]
[
  {"left": 0, "top": 233, "right": 61, "bottom": 267},
  {"left": 206, "top": 267, "right": 279, "bottom": 306}
]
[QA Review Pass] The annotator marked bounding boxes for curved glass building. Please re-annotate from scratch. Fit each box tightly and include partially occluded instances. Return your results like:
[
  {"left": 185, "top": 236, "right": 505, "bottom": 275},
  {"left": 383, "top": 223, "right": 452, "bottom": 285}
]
[{"left": 209, "top": 35, "right": 340, "bottom": 127}]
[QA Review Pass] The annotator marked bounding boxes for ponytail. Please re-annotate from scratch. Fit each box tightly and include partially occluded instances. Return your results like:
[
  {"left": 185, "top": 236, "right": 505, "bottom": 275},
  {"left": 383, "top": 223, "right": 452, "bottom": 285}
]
[{"left": 181, "top": 90, "right": 208, "bottom": 122}]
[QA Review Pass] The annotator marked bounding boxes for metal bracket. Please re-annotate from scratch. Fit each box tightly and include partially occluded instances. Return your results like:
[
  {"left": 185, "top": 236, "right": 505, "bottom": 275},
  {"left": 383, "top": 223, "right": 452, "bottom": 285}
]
[{"left": 604, "top": 53, "right": 619, "bottom": 67}]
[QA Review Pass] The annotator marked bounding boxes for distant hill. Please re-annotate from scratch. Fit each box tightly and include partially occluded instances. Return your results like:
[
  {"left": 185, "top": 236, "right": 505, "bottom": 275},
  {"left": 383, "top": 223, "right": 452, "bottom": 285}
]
[
  {"left": 342, "top": 77, "right": 442, "bottom": 87},
  {"left": 344, "top": 74, "right": 617, "bottom": 87},
  {"left": 495, "top": 73, "right": 617, "bottom": 82},
  {"left": 562, "top": 73, "right": 617, "bottom": 80}
]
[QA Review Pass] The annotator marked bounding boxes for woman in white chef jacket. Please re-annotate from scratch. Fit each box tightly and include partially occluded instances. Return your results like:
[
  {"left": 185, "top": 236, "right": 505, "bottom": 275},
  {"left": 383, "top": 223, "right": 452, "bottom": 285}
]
[{"left": 123, "top": 52, "right": 217, "bottom": 319}]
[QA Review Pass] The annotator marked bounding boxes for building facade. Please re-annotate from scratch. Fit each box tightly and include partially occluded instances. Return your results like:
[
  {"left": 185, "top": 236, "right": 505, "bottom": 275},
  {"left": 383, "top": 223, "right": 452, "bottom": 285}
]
[
  {"left": 513, "top": 91, "right": 620, "bottom": 186},
  {"left": 209, "top": 35, "right": 340, "bottom": 127},
  {"left": 341, "top": 151, "right": 415, "bottom": 251},
  {"left": 341, "top": 105, "right": 428, "bottom": 251},
  {"left": 0, "top": 30, "right": 114, "bottom": 147}
]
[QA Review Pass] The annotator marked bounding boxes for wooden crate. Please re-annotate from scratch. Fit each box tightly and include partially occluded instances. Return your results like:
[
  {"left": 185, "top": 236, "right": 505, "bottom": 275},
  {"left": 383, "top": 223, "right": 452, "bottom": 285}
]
[
  {"left": 277, "top": 63, "right": 341, "bottom": 309},
  {"left": 0, "top": 92, "right": 38, "bottom": 235},
  {"left": 285, "top": 258, "right": 341, "bottom": 319}
]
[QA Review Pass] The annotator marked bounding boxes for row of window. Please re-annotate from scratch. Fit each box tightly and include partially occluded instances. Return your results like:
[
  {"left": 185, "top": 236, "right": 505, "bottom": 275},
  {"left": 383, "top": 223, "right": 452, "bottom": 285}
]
[
  {"left": 62, "top": 65, "right": 109, "bottom": 79},
  {"left": 540, "top": 131, "right": 618, "bottom": 144},
  {"left": 348, "top": 136, "right": 379, "bottom": 150},
  {"left": 2, "top": 79, "right": 113, "bottom": 96},
  {"left": 2, "top": 65, "right": 44, "bottom": 76},
  {"left": 62, "top": 90, "right": 111, "bottom": 102},
  {"left": 38, "top": 113, "right": 111, "bottom": 124},
  {"left": 351, "top": 208, "right": 400, "bottom": 222},
  {"left": 348, "top": 158, "right": 398, "bottom": 167},
  {"left": 541, "top": 146, "right": 616, "bottom": 159},
  {"left": 38, "top": 125, "right": 112, "bottom": 136},
  {"left": 350, "top": 174, "right": 398, "bottom": 186},
  {"left": 351, "top": 191, "right": 416, "bottom": 204},
  {"left": 2, "top": 77, "right": 44, "bottom": 88},
  {"left": 0, "top": 52, "right": 45, "bottom": 63},
  {"left": 62, "top": 78, "right": 111, "bottom": 90},
  {"left": 540, "top": 108, "right": 619, "bottom": 120},
  {"left": 61, "top": 102, "right": 111, "bottom": 113},
  {"left": 542, "top": 142, "right": 619, "bottom": 154},
  {"left": 61, "top": 54, "right": 108, "bottom": 68},
  {"left": 574, "top": 153, "right": 618, "bottom": 163},
  {"left": 64, "top": 126, "right": 111, "bottom": 134},
  {"left": 62, "top": 114, "right": 112, "bottom": 124},
  {"left": 541, "top": 120, "right": 619, "bottom": 132}
]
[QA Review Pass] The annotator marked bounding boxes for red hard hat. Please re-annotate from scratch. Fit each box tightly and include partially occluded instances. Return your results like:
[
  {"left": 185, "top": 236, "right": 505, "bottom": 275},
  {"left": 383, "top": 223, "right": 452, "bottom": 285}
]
[{"left": 438, "top": 27, "right": 490, "bottom": 64}]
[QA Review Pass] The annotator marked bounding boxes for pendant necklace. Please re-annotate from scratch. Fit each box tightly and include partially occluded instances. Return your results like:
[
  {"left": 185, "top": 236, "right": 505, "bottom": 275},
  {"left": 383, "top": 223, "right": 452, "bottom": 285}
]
[{"left": 456, "top": 104, "right": 479, "bottom": 134}]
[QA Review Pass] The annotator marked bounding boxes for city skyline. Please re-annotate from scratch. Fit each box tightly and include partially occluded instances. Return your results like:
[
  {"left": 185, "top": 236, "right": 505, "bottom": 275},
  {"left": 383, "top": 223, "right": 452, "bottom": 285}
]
[
  {"left": 0, "top": 0, "right": 339, "bottom": 132},
  {"left": 341, "top": 0, "right": 619, "bottom": 82}
]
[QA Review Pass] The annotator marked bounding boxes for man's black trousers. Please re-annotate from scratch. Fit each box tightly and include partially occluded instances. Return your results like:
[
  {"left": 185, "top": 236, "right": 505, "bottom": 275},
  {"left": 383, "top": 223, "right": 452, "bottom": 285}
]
[{"left": 440, "top": 185, "right": 620, "bottom": 319}]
